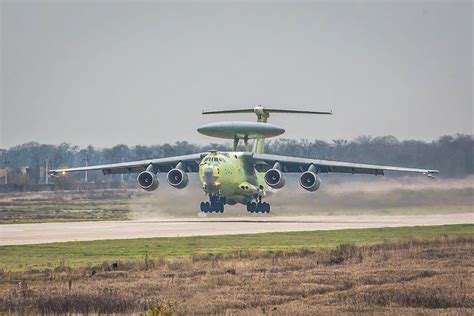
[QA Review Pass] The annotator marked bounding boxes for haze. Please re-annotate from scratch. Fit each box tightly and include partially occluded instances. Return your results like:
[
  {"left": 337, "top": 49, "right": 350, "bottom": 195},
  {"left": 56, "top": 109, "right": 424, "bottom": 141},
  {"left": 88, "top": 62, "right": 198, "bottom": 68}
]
[{"left": 1, "top": 1, "right": 472, "bottom": 149}]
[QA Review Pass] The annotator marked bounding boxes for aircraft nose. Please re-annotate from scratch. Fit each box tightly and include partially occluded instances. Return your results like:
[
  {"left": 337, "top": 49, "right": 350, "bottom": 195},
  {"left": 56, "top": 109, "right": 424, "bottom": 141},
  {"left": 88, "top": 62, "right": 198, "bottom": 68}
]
[{"left": 204, "top": 167, "right": 213, "bottom": 176}]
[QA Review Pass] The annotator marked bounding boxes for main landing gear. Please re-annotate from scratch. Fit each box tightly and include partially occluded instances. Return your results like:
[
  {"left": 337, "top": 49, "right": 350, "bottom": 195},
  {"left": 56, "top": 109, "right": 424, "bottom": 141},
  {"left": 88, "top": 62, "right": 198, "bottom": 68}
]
[
  {"left": 200, "top": 195, "right": 225, "bottom": 213},
  {"left": 246, "top": 201, "right": 270, "bottom": 213}
]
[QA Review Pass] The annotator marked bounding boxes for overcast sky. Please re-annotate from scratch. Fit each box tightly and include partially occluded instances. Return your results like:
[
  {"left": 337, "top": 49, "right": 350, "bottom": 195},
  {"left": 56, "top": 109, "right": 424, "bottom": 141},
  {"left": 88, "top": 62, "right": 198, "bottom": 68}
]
[{"left": 1, "top": 1, "right": 472, "bottom": 149}]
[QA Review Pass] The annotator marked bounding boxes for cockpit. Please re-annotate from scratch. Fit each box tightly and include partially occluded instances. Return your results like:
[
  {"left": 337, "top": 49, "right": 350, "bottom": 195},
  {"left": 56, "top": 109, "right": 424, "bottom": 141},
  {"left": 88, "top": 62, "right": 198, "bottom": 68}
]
[{"left": 202, "top": 156, "right": 224, "bottom": 165}]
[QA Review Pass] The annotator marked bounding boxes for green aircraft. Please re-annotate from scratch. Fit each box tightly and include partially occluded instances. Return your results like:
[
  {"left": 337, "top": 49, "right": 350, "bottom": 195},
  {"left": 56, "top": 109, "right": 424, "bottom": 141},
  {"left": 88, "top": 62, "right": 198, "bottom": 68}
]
[{"left": 50, "top": 106, "right": 439, "bottom": 213}]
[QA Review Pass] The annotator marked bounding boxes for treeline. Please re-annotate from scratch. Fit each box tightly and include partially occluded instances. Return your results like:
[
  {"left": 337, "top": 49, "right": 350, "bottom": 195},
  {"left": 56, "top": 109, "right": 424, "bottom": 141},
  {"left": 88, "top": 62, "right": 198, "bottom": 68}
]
[{"left": 3, "top": 134, "right": 473, "bottom": 178}]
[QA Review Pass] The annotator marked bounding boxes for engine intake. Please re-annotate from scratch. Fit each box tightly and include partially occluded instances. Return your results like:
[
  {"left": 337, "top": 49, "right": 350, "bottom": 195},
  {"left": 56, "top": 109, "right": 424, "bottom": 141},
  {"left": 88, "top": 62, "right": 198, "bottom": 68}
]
[
  {"left": 264, "top": 169, "right": 286, "bottom": 189},
  {"left": 137, "top": 171, "right": 159, "bottom": 191},
  {"left": 167, "top": 169, "right": 189, "bottom": 189},
  {"left": 299, "top": 171, "right": 321, "bottom": 191}
]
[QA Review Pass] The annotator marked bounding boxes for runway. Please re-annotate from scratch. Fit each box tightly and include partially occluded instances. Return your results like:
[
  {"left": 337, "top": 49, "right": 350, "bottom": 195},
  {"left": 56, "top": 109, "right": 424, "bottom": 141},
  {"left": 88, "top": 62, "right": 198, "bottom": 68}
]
[{"left": 1, "top": 213, "right": 472, "bottom": 245}]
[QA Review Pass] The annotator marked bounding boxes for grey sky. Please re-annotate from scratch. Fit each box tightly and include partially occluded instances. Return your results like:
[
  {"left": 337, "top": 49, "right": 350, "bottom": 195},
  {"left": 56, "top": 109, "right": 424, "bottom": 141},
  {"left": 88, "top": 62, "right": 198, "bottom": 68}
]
[{"left": 1, "top": 1, "right": 472, "bottom": 149}]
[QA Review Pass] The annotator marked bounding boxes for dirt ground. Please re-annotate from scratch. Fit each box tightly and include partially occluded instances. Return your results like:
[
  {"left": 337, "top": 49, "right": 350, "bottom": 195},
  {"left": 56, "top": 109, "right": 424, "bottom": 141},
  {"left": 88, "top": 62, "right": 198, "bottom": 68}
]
[{"left": 0, "top": 237, "right": 472, "bottom": 315}]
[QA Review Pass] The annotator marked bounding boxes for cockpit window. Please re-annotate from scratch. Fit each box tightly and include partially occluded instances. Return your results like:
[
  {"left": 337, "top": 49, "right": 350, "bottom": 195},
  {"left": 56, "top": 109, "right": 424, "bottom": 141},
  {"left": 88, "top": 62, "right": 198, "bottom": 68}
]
[{"left": 203, "top": 156, "right": 225, "bottom": 164}]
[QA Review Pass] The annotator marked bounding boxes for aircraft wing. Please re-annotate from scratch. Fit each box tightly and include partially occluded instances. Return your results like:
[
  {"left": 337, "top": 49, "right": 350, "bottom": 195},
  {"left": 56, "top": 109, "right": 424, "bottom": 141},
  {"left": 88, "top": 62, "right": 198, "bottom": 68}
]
[
  {"left": 49, "top": 153, "right": 206, "bottom": 175},
  {"left": 253, "top": 153, "right": 439, "bottom": 176}
]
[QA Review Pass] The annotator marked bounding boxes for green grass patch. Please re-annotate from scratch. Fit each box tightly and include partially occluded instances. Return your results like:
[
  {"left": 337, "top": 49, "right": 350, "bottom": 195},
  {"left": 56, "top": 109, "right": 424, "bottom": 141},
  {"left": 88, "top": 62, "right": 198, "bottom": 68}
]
[
  {"left": 0, "top": 216, "right": 129, "bottom": 224},
  {"left": 0, "top": 224, "right": 472, "bottom": 271},
  {"left": 0, "top": 208, "right": 130, "bottom": 224}
]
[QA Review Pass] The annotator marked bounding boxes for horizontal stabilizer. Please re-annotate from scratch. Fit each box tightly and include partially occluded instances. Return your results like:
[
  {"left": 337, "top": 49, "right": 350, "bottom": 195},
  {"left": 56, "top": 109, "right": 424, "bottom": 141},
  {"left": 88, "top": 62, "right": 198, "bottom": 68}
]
[
  {"left": 263, "top": 108, "right": 332, "bottom": 115},
  {"left": 202, "top": 106, "right": 332, "bottom": 116},
  {"left": 202, "top": 109, "right": 255, "bottom": 115}
]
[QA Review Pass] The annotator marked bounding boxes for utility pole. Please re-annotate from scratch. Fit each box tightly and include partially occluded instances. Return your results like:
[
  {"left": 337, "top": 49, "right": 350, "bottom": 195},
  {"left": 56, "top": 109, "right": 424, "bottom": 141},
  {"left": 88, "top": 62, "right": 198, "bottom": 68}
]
[
  {"left": 84, "top": 152, "right": 90, "bottom": 183},
  {"left": 2, "top": 152, "right": 9, "bottom": 185},
  {"left": 45, "top": 157, "right": 49, "bottom": 184},
  {"left": 121, "top": 157, "right": 125, "bottom": 183}
]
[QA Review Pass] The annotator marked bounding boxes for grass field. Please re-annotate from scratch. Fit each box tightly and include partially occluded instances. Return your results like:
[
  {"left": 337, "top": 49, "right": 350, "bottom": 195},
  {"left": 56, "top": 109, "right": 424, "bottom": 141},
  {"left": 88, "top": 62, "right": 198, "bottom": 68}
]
[
  {"left": 0, "top": 224, "right": 472, "bottom": 271},
  {"left": 0, "top": 225, "right": 472, "bottom": 314},
  {"left": 1, "top": 178, "right": 471, "bottom": 314},
  {"left": 0, "top": 190, "right": 134, "bottom": 223}
]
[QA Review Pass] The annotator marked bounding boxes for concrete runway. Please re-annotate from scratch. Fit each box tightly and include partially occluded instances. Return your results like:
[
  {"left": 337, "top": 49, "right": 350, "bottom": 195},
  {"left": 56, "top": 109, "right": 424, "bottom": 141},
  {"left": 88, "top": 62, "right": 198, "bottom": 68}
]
[{"left": 1, "top": 213, "right": 472, "bottom": 245}]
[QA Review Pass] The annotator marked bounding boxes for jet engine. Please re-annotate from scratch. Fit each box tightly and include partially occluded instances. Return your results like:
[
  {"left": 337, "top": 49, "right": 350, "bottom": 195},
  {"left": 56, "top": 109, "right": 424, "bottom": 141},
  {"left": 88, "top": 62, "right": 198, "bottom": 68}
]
[
  {"left": 299, "top": 171, "right": 321, "bottom": 191},
  {"left": 264, "top": 169, "right": 286, "bottom": 189},
  {"left": 137, "top": 171, "right": 159, "bottom": 191},
  {"left": 167, "top": 168, "right": 189, "bottom": 189}
]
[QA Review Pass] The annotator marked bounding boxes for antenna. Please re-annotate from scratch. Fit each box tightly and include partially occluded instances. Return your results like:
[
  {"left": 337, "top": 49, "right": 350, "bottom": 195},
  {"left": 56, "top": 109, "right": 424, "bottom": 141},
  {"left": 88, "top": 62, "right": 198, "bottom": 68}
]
[{"left": 202, "top": 105, "right": 332, "bottom": 122}]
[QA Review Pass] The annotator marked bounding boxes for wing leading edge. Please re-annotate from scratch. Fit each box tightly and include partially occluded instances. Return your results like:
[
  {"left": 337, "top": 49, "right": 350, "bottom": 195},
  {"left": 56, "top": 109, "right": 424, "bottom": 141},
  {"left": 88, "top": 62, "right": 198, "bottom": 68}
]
[
  {"left": 50, "top": 151, "right": 439, "bottom": 177},
  {"left": 49, "top": 153, "right": 206, "bottom": 176},
  {"left": 253, "top": 153, "right": 439, "bottom": 176}
]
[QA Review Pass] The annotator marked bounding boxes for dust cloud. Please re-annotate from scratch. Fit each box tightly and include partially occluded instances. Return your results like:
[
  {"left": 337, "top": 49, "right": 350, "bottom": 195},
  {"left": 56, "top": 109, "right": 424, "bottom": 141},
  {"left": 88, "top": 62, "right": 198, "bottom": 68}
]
[{"left": 128, "top": 175, "right": 473, "bottom": 219}]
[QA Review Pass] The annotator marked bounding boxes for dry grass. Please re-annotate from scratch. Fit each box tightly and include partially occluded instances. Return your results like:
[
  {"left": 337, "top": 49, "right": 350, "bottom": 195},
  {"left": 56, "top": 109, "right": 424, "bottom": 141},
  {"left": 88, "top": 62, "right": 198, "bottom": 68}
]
[
  {"left": 0, "top": 190, "right": 139, "bottom": 223},
  {"left": 0, "top": 237, "right": 472, "bottom": 315}
]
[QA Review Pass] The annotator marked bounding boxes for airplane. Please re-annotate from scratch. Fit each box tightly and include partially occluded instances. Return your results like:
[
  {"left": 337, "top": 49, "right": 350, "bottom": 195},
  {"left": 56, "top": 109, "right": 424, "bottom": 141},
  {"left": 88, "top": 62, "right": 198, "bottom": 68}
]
[{"left": 49, "top": 106, "right": 439, "bottom": 214}]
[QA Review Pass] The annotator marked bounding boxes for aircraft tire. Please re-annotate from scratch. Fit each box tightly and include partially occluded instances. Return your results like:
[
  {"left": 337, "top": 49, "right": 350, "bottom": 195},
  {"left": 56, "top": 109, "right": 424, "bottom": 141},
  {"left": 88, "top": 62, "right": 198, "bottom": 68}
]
[
  {"left": 264, "top": 202, "right": 270, "bottom": 213},
  {"left": 251, "top": 202, "right": 257, "bottom": 213},
  {"left": 257, "top": 202, "right": 269, "bottom": 213},
  {"left": 208, "top": 201, "right": 224, "bottom": 213},
  {"left": 219, "top": 202, "right": 224, "bottom": 213}
]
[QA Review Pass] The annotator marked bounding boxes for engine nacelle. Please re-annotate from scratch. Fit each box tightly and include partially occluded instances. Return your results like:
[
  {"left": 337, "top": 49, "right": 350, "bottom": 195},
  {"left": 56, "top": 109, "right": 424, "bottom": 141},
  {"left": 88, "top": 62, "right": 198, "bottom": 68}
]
[
  {"left": 299, "top": 171, "right": 321, "bottom": 191},
  {"left": 167, "top": 169, "right": 189, "bottom": 189},
  {"left": 264, "top": 168, "right": 286, "bottom": 189},
  {"left": 137, "top": 171, "right": 159, "bottom": 191}
]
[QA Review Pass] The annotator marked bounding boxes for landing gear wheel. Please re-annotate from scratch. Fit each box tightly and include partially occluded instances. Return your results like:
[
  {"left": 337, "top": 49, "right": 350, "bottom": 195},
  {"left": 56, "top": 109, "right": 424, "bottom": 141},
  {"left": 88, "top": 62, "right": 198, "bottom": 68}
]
[
  {"left": 264, "top": 202, "right": 270, "bottom": 213},
  {"left": 247, "top": 202, "right": 257, "bottom": 213},
  {"left": 247, "top": 201, "right": 270, "bottom": 213},
  {"left": 202, "top": 201, "right": 224, "bottom": 213},
  {"left": 215, "top": 201, "right": 224, "bottom": 213},
  {"left": 200, "top": 201, "right": 211, "bottom": 213},
  {"left": 206, "top": 195, "right": 225, "bottom": 214}
]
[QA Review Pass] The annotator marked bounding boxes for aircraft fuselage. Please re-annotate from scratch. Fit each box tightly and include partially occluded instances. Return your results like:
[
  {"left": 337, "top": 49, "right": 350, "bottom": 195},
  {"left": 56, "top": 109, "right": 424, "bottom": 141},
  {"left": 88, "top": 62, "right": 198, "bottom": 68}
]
[{"left": 198, "top": 151, "right": 267, "bottom": 205}]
